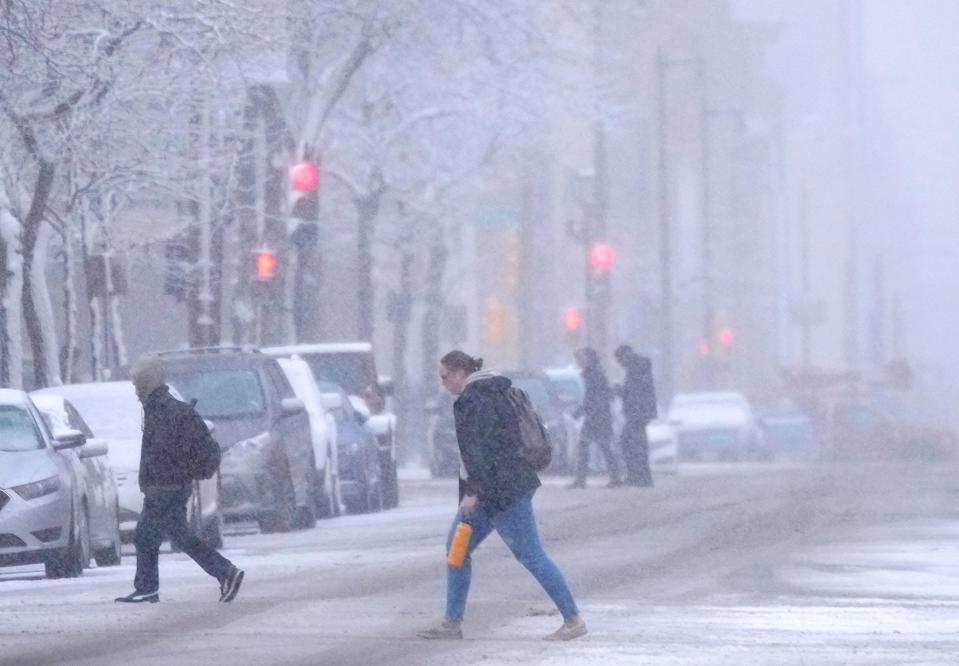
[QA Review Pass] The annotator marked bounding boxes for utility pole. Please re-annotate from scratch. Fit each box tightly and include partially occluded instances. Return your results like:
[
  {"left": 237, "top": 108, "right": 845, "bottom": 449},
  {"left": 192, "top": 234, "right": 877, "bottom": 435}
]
[{"left": 656, "top": 48, "right": 702, "bottom": 398}]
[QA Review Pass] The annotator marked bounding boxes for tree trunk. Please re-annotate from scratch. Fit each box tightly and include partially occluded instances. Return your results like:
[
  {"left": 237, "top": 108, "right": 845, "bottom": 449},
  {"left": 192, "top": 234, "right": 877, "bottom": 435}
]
[
  {"left": 32, "top": 223, "right": 62, "bottom": 385},
  {"left": 0, "top": 197, "right": 24, "bottom": 388},
  {"left": 355, "top": 188, "right": 383, "bottom": 341},
  {"left": 21, "top": 159, "right": 56, "bottom": 388},
  {"left": 420, "top": 236, "right": 449, "bottom": 385}
]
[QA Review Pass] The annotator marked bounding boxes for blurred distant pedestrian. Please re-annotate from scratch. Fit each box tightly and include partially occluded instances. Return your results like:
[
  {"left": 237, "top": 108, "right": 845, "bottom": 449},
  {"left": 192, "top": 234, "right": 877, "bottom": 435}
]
[
  {"left": 614, "top": 345, "right": 657, "bottom": 487},
  {"left": 570, "top": 347, "right": 621, "bottom": 489},
  {"left": 417, "top": 351, "right": 586, "bottom": 641},
  {"left": 114, "top": 354, "right": 243, "bottom": 604}
]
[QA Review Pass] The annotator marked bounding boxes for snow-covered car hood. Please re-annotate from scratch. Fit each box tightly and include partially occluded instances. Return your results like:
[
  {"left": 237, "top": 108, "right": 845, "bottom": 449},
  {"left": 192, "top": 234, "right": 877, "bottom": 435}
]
[{"left": 0, "top": 449, "right": 59, "bottom": 489}]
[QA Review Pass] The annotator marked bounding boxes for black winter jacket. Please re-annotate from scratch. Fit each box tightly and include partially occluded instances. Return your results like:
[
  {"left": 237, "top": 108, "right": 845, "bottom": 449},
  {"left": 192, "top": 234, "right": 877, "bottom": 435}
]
[
  {"left": 619, "top": 352, "right": 658, "bottom": 424},
  {"left": 454, "top": 374, "right": 541, "bottom": 511},
  {"left": 577, "top": 364, "right": 614, "bottom": 440},
  {"left": 138, "top": 385, "right": 205, "bottom": 490}
]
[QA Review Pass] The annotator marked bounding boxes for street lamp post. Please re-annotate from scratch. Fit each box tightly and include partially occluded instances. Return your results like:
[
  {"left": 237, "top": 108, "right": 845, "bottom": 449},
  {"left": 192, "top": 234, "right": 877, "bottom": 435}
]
[{"left": 656, "top": 48, "right": 703, "bottom": 398}]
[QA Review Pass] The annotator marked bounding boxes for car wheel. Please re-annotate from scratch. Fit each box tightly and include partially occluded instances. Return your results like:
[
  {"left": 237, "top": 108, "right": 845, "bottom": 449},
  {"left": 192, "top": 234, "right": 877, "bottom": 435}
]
[
  {"left": 259, "top": 468, "right": 296, "bottom": 533},
  {"left": 45, "top": 507, "right": 88, "bottom": 579},
  {"left": 94, "top": 511, "right": 122, "bottom": 567}
]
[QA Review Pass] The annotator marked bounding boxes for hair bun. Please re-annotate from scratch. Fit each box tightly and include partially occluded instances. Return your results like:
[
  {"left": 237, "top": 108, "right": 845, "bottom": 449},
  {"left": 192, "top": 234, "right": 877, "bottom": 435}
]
[{"left": 473, "top": 357, "right": 484, "bottom": 371}]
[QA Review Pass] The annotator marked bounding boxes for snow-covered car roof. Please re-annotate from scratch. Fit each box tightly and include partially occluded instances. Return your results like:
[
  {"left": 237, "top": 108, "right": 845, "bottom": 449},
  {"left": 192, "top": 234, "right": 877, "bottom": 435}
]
[
  {"left": 263, "top": 342, "right": 373, "bottom": 356},
  {"left": 0, "top": 388, "right": 31, "bottom": 407}
]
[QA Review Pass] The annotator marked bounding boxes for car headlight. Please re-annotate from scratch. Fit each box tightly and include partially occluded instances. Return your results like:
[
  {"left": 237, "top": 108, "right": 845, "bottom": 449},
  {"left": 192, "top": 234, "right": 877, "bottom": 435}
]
[{"left": 13, "top": 475, "right": 61, "bottom": 500}]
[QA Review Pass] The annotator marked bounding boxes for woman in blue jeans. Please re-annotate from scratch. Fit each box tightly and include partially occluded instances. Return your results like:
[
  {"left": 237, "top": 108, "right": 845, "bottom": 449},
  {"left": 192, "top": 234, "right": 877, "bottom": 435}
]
[{"left": 418, "top": 351, "right": 586, "bottom": 641}]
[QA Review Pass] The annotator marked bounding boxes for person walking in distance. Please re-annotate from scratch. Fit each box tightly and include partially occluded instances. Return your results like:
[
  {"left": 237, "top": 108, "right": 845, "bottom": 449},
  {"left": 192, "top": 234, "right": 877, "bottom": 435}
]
[
  {"left": 418, "top": 351, "right": 586, "bottom": 641},
  {"left": 114, "top": 354, "right": 244, "bottom": 604},
  {"left": 570, "top": 347, "right": 621, "bottom": 489},
  {"left": 614, "top": 345, "right": 657, "bottom": 487}
]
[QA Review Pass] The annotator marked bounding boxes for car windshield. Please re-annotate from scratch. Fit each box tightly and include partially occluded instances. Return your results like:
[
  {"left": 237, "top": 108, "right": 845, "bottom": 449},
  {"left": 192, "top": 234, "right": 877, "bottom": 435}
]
[
  {"left": 0, "top": 405, "right": 44, "bottom": 452},
  {"left": 168, "top": 370, "right": 265, "bottom": 419},
  {"left": 303, "top": 353, "right": 371, "bottom": 395},
  {"left": 511, "top": 377, "right": 553, "bottom": 413}
]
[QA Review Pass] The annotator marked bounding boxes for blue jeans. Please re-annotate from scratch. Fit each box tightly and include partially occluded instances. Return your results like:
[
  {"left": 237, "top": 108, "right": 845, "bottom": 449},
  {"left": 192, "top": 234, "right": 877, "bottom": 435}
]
[{"left": 445, "top": 491, "right": 579, "bottom": 622}]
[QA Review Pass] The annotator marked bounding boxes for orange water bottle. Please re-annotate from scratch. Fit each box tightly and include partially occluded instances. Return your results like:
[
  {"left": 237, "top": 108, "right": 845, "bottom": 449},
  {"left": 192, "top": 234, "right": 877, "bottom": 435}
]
[{"left": 447, "top": 521, "right": 473, "bottom": 567}]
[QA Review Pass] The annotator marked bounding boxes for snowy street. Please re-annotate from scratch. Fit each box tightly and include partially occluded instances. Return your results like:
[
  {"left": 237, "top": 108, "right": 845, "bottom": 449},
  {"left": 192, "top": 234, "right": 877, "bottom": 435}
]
[{"left": 3, "top": 462, "right": 958, "bottom": 665}]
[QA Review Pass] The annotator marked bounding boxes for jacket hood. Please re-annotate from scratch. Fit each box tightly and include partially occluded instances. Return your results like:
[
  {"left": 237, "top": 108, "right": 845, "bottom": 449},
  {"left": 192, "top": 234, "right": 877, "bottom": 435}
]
[{"left": 463, "top": 370, "right": 512, "bottom": 393}]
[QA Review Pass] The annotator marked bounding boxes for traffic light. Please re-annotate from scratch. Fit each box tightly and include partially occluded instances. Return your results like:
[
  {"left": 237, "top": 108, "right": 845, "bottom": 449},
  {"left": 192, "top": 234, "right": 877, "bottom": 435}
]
[
  {"left": 254, "top": 249, "right": 277, "bottom": 280},
  {"left": 290, "top": 161, "right": 319, "bottom": 192},
  {"left": 698, "top": 341, "right": 711, "bottom": 356},
  {"left": 590, "top": 242, "right": 615, "bottom": 273},
  {"left": 563, "top": 307, "right": 583, "bottom": 332},
  {"left": 718, "top": 327, "right": 734, "bottom": 347},
  {"left": 289, "top": 160, "right": 319, "bottom": 227}
]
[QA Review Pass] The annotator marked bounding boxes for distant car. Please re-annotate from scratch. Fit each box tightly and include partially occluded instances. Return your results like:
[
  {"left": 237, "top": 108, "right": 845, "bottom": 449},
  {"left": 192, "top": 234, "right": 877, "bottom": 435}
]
[
  {"left": 0, "top": 389, "right": 115, "bottom": 578},
  {"left": 32, "top": 381, "right": 223, "bottom": 547},
  {"left": 30, "top": 394, "right": 122, "bottom": 567},
  {"left": 760, "top": 413, "right": 818, "bottom": 462},
  {"left": 668, "top": 391, "right": 767, "bottom": 461},
  {"left": 508, "top": 370, "right": 571, "bottom": 474},
  {"left": 158, "top": 347, "right": 314, "bottom": 533},
  {"left": 316, "top": 382, "right": 383, "bottom": 514},
  {"left": 275, "top": 355, "right": 341, "bottom": 518},
  {"left": 263, "top": 343, "right": 399, "bottom": 508},
  {"left": 646, "top": 420, "right": 680, "bottom": 473}
]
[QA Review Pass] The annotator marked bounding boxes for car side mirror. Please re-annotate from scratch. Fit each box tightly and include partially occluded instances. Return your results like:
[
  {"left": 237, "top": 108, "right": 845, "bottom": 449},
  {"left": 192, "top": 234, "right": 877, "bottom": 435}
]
[
  {"left": 281, "top": 397, "right": 305, "bottom": 417},
  {"left": 78, "top": 439, "right": 109, "bottom": 459},
  {"left": 53, "top": 429, "right": 87, "bottom": 450}
]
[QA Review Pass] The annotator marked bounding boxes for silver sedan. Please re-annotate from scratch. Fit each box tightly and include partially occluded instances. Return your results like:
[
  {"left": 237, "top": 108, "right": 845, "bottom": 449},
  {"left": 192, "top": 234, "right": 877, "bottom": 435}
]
[{"left": 0, "top": 389, "right": 105, "bottom": 578}]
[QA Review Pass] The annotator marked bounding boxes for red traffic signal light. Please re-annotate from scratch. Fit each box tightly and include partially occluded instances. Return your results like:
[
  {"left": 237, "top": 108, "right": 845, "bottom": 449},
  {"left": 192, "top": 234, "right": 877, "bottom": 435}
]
[
  {"left": 256, "top": 250, "right": 277, "bottom": 280},
  {"left": 563, "top": 307, "right": 583, "bottom": 331},
  {"left": 290, "top": 161, "right": 319, "bottom": 192},
  {"left": 718, "top": 327, "right": 734, "bottom": 347},
  {"left": 698, "top": 341, "right": 711, "bottom": 356},
  {"left": 590, "top": 242, "right": 615, "bottom": 273}
]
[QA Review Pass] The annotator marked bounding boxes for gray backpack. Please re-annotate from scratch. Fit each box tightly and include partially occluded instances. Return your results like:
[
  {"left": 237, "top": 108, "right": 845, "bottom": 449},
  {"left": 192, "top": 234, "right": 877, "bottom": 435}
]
[{"left": 506, "top": 387, "right": 553, "bottom": 471}]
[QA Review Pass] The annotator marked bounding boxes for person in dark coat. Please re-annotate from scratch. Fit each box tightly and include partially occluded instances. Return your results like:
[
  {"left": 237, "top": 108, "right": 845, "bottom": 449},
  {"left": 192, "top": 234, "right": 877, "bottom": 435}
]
[
  {"left": 114, "top": 354, "right": 244, "bottom": 604},
  {"left": 614, "top": 344, "right": 658, "bottom": 486},
  {"left": 418, "top": 351, "right": 586, "bottom": 642},
  {"left": 570, "top": 347, "right": 621, "bottom": 488}
]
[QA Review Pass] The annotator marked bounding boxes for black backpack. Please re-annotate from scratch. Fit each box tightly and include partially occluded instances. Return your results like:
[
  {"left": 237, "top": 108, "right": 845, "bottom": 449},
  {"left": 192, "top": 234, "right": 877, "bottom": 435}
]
[
  {"left": 506, "top": 387, "right": 553, "bottom": 471},
  {"left": 182, "top": 399, "right": 221, "bottom": 480}
]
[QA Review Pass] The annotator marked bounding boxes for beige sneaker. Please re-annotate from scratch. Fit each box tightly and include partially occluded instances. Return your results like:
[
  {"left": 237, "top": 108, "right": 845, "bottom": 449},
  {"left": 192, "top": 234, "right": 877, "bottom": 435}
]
[
  {"left": 417, "top": 618, "right": 463, "bottom": 640},
  {"left": 544, "top": 616, "right": 587, "bottom": 641}
]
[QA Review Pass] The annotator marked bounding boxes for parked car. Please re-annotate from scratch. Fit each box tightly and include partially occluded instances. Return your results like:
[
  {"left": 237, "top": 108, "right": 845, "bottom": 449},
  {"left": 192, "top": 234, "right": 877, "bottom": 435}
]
[
  {"left": 426, "top": 390, "right": 459, "bottom": 478},
  {"left": 32, "top": 381, "right": 223, "bottom": 547},
  {"left": 264, "top": 342, "right": 399, "bottom": 508},
  {"left": 0, "top": 389, "right": 115, "bottom": 578},
  {"left": 275, "top": 355, "right": 341, "bottom": 518},
  {"left": 158, "top": 347, "right": 314, "bottom": 533},
  {"left": 316, "top": 382, "right": 383, "bottom": 514},
  {"left": 508, "top": 370, "right": 571, "bottom": 474},
  {"left": 668, "top": 391, "right": 767, "bottom": 461},
  {"left": 646, "top": 420, "right": 680, "bottom": 473},
  {"left": 30, "top": 394, "right": 122, "bottom": 566}
]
